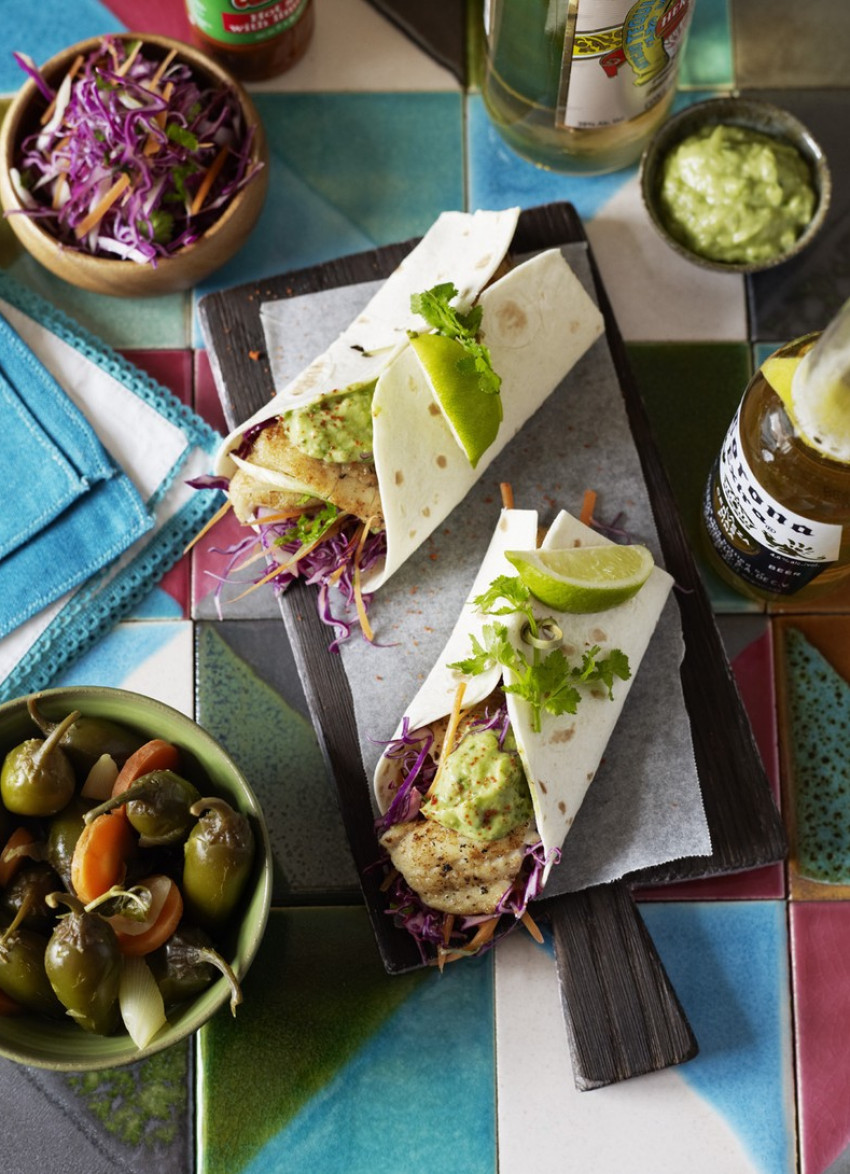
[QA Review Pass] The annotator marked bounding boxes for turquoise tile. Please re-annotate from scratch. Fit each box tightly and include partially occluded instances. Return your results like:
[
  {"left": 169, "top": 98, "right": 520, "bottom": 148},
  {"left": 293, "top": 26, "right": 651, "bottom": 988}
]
[
  {"left": 679, "top": 0, "right": 734, "bottom": 89},
  {"left": 195, "top": 622, "right": 359, "bottom": 899},
  {"left": 641, "top": 901, "right": 795, "bottom": 1174},
  {"left": 198, "top": 907, "right": 496, "bottom": 1174},
  {"left": 6, "top": 253, "right": 190, "bottom": 350},
  {"left": 0, "top": 0, "right": 124, "bottom": 93},
  {"left": 195, "top": 91, "right": 464, "bottom": 304},
  {"left": 467, "top": 89, "right": 720, "bottom": 225}
]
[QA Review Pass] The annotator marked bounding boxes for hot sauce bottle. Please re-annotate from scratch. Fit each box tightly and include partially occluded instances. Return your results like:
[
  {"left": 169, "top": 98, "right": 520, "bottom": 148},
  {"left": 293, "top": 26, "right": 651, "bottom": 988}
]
[
  {"left": 702, "top": 301, "right": 850, "bottom": 603},
  {"left": 185, "top": 0, "right": 314, "bottom": 82}
]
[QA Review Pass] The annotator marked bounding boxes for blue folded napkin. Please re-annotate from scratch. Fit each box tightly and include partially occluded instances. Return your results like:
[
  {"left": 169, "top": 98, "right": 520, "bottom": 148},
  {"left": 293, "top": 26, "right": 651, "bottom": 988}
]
[
  {"left": 0, "top": 275, "right": 222, "bottom": 701},
  {"left": 0, "top": 313, "right": 152, "bottom": 638}
]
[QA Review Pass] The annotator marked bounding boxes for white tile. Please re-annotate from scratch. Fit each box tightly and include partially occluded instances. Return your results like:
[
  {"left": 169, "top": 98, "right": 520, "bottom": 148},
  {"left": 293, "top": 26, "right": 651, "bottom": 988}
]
[
  {"left": 247, "top": 0, "right": 459, "bottom": 94},
  {"left": 585, "top": 175, "right": 748, "bottom": 343},
  {"left": 494, "top": 932, "right": 761, "bottom": 1174}
]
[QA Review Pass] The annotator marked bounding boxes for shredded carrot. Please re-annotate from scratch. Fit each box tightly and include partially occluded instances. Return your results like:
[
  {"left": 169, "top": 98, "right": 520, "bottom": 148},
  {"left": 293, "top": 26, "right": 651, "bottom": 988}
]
[
  {"left": 466, "top": 916, "right": 500, "bottom": 952},
  {"left": 352, "top": 518, "right": 377, "bottom": 643},
  {"left": 70, "top": 813, "right": 136, "bottom": 905},
  {"left": 0, "top": 827, "right": 35, "bottom": 888},
  {"left": 115, "top": 38, "right": 143, "bottom": 78},
  {"left": 500, "top": 482, "right": 515, "bottom": 509},
  {"left": 189, "top": 144, "right": 229, "bottom": 216},
  {"left": 74, "top": 172, "right": 131, "bottom": 239},
  {"left": 40, "top": 54, "right": 84, "bottom": 125},
  {"left": 379, "top": 867, "right": 399, "bottom": 893},
  {"left": 425, "top": 682, "right": 467, "bottom": 798},
  {"left": 228, "top": 513, "right": 348, "bottom": 602},
  {"left": 182, "top": 498, "right": 232, "bottom": 555},
  {"left": 579, "top": 488, "right": 597, "bottom": 527},
  {"left": 149, "top": 47, "right": 177, "bottom": 89},
  {"left": 520, "top": 909, "right": 544, "bottom": 944}
]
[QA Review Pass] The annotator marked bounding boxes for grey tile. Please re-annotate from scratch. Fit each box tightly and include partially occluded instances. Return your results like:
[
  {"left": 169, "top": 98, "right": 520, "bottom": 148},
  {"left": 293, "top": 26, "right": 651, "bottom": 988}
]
[{"left": 732, "top": 0, "right": 850, "bottom": 88}]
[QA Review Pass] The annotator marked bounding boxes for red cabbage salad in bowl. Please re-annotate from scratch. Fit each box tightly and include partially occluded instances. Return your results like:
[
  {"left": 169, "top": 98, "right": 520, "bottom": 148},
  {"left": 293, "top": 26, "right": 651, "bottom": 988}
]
[{"left": 8, "top": 36, "right": 263, "bottom": 265}]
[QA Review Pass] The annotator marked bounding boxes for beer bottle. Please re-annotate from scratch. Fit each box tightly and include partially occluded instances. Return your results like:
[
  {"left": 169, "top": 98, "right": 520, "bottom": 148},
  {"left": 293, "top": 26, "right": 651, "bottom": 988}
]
[
  {"left": 480, "top": 0, "right": 695, "bottom": 175},
  {"left": 701, "top": 300, "right": 850, "bottom": 603}
]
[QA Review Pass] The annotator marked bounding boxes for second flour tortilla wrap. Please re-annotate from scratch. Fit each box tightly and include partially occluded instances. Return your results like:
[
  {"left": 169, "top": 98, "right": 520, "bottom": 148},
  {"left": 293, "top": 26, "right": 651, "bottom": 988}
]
[{"left": 373, "top": 507, "right": 674, "bottom": 881}]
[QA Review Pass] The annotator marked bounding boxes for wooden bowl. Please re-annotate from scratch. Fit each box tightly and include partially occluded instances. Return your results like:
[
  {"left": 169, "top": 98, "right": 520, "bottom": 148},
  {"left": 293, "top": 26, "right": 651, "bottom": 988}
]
[{"left": 0, "top": 33, "right": 269, "bottom": 297}]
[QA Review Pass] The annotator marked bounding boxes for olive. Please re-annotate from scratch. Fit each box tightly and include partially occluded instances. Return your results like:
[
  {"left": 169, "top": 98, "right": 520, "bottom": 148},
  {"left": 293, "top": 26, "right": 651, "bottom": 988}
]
[
  {"left": 183, "top": 798, "right": 254, "bottom": 928},
  {"left": 46, "top": 796, "right": 96, "bottom": 889},
  {"left": 149, "top": 926, "right": 242, "bottom": 1014},
  {"left": 85, "top": 770, "right": 201, "bottom": 847},
  {"left": 1, "top": 862, "right": 63, "bottom": 933},
  {"left": 28, "top": 700, "right": 143, "bottom": 774},
  {"left": 45, "top": 894, "right": 122, "bottom": 1035},
  {"left": 1, "top": 707, "right": 80, "bottom": 817},
  {"left": 0, "top": 920, "right": 64, "bottom": 1018}
]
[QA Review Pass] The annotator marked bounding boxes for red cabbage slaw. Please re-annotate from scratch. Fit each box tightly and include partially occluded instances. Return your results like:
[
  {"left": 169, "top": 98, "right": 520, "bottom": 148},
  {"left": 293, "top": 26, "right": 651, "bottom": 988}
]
[
  {"left": 192, "top": 469, "right": 387, "bottom": 652},
  {"left": 9, "top": 37, "right": 262, "bottom": 264},
  {"left": 375, "top": 702, "right": 559, "bottom": 965}
]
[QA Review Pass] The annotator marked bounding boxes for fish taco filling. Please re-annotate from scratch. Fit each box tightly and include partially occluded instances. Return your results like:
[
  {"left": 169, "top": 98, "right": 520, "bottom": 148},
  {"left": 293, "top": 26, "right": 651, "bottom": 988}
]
[{"left": 375, "top": 691, "right": 556, "bottom": 964}]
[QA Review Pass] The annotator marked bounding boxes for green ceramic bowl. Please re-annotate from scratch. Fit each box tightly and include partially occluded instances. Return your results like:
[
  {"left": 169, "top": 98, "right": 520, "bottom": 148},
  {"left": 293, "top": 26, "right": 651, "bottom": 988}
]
[
  {"left": 0, "top": 687, "right": 272, "bottom": 1070},
  {"left": 640, "top": 96, "right": 831, "bottom": 274}
]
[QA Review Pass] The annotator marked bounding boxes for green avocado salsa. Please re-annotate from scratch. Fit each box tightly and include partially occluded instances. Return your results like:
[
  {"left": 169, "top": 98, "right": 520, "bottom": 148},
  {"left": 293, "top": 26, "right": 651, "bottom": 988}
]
[
  {"left": 425, "top": 729, "right": 533, "bottom": 842},
  {"left": 284, "top": 381, "right": 376, "bottom": 463},
  {"left": 659, "top": 124, "right": 816, "bottom": 265}
]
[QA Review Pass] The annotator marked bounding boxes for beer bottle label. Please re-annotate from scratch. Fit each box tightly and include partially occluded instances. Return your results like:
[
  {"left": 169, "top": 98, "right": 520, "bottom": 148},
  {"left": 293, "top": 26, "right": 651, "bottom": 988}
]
[
  {"left": 704, "top": 407, "right": 842, "bottom": 595},
  {"left": 558, "top": 0, "right": 694, "bottom": 130},
  {"left": 186, "top": 0, "right": 309, "bottom": 46}
]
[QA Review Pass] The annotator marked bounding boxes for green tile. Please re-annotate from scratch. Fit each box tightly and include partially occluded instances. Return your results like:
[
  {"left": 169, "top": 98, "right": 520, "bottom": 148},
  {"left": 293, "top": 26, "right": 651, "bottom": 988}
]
[
  {"left": 680, "top": 0, "right": 735, "bottom": 89},
  {"left": 4, "top": 253, "right": 190, "bottom": 350},
  {"left": 732, "top": 0, "right": 850, "bottom": 88},
  {"left": 627, "top": 341, "right": 762, "bottom": 612},
  {"left": 198, "top": 907, "right": 496, "bottom": 1174}
]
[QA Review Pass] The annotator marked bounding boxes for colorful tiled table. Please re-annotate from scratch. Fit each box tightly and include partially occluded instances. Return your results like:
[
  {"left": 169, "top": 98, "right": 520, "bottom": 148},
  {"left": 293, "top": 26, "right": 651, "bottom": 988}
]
[{"left": 2, "top": 2, "right": 849, "bottom": 1171}]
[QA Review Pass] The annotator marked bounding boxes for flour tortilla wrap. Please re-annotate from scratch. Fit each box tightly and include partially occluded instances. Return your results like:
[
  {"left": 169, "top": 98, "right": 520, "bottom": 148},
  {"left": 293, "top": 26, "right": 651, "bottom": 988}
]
[
  {"left": 373, "top": 508, "right": 674, "bottom": 883},
  {"left": 213, "top": 210, "right": 604, "bottom": 593}
]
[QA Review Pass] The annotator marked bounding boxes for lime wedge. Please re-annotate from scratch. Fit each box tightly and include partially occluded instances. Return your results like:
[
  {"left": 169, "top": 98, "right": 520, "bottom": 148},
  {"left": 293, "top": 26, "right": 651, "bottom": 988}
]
[
  {"left": 506, "top": 544, "right": 655, "bottom": 613},
  {"left": 410, "top": 333, "right": 502, "bottom": 468},
  {"left": 763, "top": 351, "right": 850, "bottom": 463},
  {"left": 761, "top": 354, "right": 799, "bottom": 411}
]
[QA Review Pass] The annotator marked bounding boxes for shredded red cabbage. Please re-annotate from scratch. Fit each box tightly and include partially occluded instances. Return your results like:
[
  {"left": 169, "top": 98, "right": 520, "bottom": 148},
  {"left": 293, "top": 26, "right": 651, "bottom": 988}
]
[
  {"left": 9, "top": 36, "right": 263, "bottom": 264},
  {"left": 373, "top": 701, "right": 559, "bottom": 963}
]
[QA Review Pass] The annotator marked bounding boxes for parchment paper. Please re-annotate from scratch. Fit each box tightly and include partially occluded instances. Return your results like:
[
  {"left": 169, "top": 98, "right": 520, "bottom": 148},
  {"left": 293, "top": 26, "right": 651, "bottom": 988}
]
[{"left": 260, "top": 244, "right": 712, "bottom": 895}]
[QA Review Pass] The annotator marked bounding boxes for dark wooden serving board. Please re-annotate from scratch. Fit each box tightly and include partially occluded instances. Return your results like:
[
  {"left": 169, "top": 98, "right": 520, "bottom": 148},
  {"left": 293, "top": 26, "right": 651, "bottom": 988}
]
[{"left": 198, "top": 202, "right": 786, "bottom": 1088}]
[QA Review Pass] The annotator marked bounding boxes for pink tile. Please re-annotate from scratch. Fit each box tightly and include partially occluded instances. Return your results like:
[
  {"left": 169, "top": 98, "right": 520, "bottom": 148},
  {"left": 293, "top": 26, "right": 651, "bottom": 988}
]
[
  {"left": 102, "top": 0, "right": 193, "bottom": 41},
  {"left": 791, "top": 902, "right": 850, "bottom": 1174}
]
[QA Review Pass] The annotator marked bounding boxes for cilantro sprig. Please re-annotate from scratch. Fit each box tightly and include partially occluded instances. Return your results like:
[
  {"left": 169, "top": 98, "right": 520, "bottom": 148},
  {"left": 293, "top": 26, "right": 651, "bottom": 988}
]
[
  {"left": 449, "top": 575, "right": 631, "bottom": 732},
  {"left": 409, "top": 282, "right": 501, "bottom": 396},
  {"left": 274, "top": 502, "right": 340, "bottom": 549}
]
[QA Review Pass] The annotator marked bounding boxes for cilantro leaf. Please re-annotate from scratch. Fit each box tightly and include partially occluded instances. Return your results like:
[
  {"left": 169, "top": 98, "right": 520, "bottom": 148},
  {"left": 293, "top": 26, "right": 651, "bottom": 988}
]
[
  {"left": 274, "top": 502, "right": 339, "bottom": 549},
  {"left": 409, "top": 282, "right": 501, "bottom": 397},
  {"left": 471, "top": 574, "right": 532, "bottom": 618}
]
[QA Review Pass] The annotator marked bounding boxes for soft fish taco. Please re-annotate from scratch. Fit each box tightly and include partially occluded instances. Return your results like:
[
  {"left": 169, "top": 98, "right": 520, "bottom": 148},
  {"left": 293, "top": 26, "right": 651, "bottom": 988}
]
[
  {"left": 206, "top": 209, "right": 604, "bottom": 641},
  {"left": 372, "top": 507, "right": 673, "bottom": 962}
]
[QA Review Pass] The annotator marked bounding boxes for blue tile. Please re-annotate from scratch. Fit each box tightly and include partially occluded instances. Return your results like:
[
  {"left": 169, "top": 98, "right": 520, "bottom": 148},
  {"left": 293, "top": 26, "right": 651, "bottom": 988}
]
[
  {"left": 0, "top": 1, "right": 124, "bottom": 94},
  {"left": 679, "top": 0, "right": 734, "bottom": 89},
  {"left": 196, "top": 92, "right": 464, "bottom": 302},
  {"left": 641, "top": 901, "right": 794, "bottom": 1173}
]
